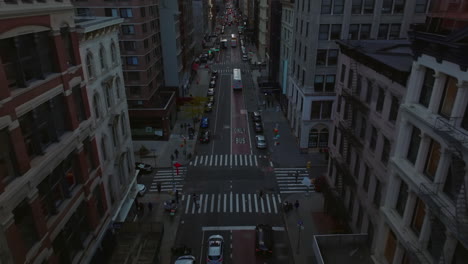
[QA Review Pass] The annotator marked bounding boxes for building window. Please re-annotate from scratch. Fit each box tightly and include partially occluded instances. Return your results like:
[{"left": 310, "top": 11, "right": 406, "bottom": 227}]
[
  {"left": 349, "top": 24, "right": 359, "bottom": 40},
  {"left": 378, "top": 24, "right": 389, "bottom": 39},
  {"left": 104, "top": 8, "right": 118, "bottom": 17},
  {"left": 381, "top": 137, "right": 390, "bottom": 165},
  {"left": 316, "top": 50, "right": 327, "bottom": 65},
  {"left": 333, "top": 0, "right": 344, "bottom": 14},
  {"left": 86, "top": 52, "right": 95, "bottom": 78},
  {"left": 363, "top": 0, "right": 375, "bottom": 13},
  {"left": 115, "top": 78, "right": 122, "bottom": 99},
  {"left": 311, "top": 101, "right": 333, "bottom": 119},
  {"left": 122, "top": 25, "right": 135, "bottom": 35},
  {"left": 369, "top": 126, "right": 377, "bottom": 151},
  {"left": 360, "top": 117, "right": 367, "bottom": 138},
  {"left": 327, "top": 49, "right": 338, "bottom": 66},
  {"left": 347, "top": 68, "right": 354, "bottom": 89},
  {"left": 101, "top": 136, "right": 108, "bottom": 161},
  {"left": 384, "top": 231, "right": 397, "bottom": 263},
  {"left": 120, "top": 8, "right": 133, "bottom": 18},
  {"left": 315, "top": 75, "right": 335, "bottom": 92},
  {"left": 340, "top": 64, "right": 346, "bottom": 83},
  {"left": 354, "top": 155, "right": 361, "bottom": 178},
  {"left": 308, "top": 128, "right": 329, "bottom": 148},
  {"left": 99, "top": 45, "right": 106, "bottom": 70},
  {"left": 121, "top": 114, "right": 127, "bottom": 136},
  {"left": 415, "top": 0, "right": 428, "bottom": 13},
  {"left": 362, "top": 165, "right": 370, "bottom": 192},
  {"left": 376, "top": 87, "right": 385, "bottom": 113},
  {"left": 395, "top": 180, "right": 408, "bottom": 216},
  {"left": 73, "top": 85, "right": 87, "bottom": 122},
  {"left": 388, "top": 96, "right": 399, "bottom": 123},
  {"left": 333, "top": 126, "right": 338, "bottom": 146},
  {"left": 142, "top": 23, "right": 148, "bottom": 33},
  {"left": 83, "top": 138, "right": 96, "bottom": 171},
  {"left": 352, "top": 0, "right": 363, "bottom": 14},
  {"left": 321, "top": 0, "right": 332, "bottom": 14},
  {"left": 407, "top": 126, "right": 421, "bottom": 164},
  {"left": 382, "top": 0, "right": 393, "bottom": 13},
  {"left": 438, "top": 76, "right": 458, "bottom": 119},
  {"left": 126, "top": 56, "right": 139, "bottom": 65},
  {"left": 424, "top": 139, "right": 441, "bottom": 181},
  {"left": 366, "top": 80, "right": 373, "bottom": 103},
  {"left": 360, "top": 24, "right": 371, "bottom": 39},
  {"left": 0, "top": 129, "right": 19, "bottom": 183},
  {"left": 319, "top": 24, "right": 329, "bottom": 40},
  {"left": 94, "top": 186, "right": 106, "bottom": 218},
  {"left": 411, "top": 197, "right": 425, "bottom": 235},
  {"left": 330, "top": 24, "right": 342, "bottom": 40},
  {"left": 462, "top": 104, "right": 468, "bottom": 134},
  {"left": 389, "top": 24, "right": 401, "bottom": 39},
  {"left": 93, "top": 94, "right": 101, "bottom": 119},
  {"left": 105, "top": 83, "right": 113, "bottom": 108},
  {"left": 140, "top": 7, "right": 146, "bottom": 17},
  {"left": 419, "top": 68, "right": 435, "bottom": 107},
  {"left": 394, "top": 0, "right": 405, "bottom": 13},
  {"left": 427, "top": 217, "right": 446, "bottom": 261},
  {"left": 123, "top": 41, "right": 136, "bottom": 51},
  {"left": 52, "top": 202, "right": 91, "bottom": 263},
  {"left": 13, "top": 200, "right": 39, "bottom": 250},
  {"left": 444, "top": 156, "right": 465, "bottom": 202},
  {"left": 110, "top": 42, "right": 117, "bottom": 64},
  {"left": 373, "top": 179, "right": 382, "bottom": 207}
]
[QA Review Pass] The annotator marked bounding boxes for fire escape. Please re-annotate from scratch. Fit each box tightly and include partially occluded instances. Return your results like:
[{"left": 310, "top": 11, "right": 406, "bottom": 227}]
[
  {"left": 333, "top": 60, "right": 369, "bottom": 199},
  {"left": 416, "top": 116, "right": 468, "bottom": 259}
]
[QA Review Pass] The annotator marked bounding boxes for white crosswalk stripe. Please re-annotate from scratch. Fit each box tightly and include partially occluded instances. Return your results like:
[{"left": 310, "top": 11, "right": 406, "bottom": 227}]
[
  {"left": 180, "top": 192, "right": 282, "bottom": 215},
  {"left": 150, "top": 168, "right": 187, "bottom": 192},
  {"left": 274, "top": 168, "right": 316, "bottom": 194},
  {"left": 189, "top": 154, "right": 267, "bottom": 167}
]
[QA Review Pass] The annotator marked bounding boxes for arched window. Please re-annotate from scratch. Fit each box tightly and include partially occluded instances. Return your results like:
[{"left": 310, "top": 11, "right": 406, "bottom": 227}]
[
  {"left": 107, "top": 179, "right": 115, "bottom": 204},
  {"left": 126, "top": 150, "right": 133, "bottom": 174},
  {"left": 86, "top": 52, "right": 94, "bottom": 78},
  {"left": 308, "top": 128, "right": 329, "bottom": 148},
  {"left": 308, "top": 129, "right": 319, "bottom": 148},
  {"left": 318, "top": 128, "right": 329, "bottom": 147},
  {"left": 118, "top": 153, "right": 126, "bottom": 186},
  {"left": 120, "top": 113, "right": 126, "bottom": 136},
  {"left": 93, "top": 93, "right": 101, "bottom": 119},
  {"left": 115, "top": 77, "right": 121, "bottom": 99},
  {"left": 105, "top": 83, "right": 112, "bottom": 108},
  {"left": 99, "top": 45, "right": 107, "bottom": 70},
  {"left": 110, "top": 42, "right": 117, "bottom": 64},
  {"left": 101, "top": 135, "right": 108, "bottom": 161}
]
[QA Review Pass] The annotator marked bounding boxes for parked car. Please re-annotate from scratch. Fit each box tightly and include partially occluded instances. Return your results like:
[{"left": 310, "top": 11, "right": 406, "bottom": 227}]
[
  {"left": 205, "top": 102, "right": 214, "bottom": 112},
  {"left": 208, "top": 96, "right": 215, "bottom": 104},
  {"left": 251, "top": 111, "right": 262, "bottom": 121},
  {"left": 209, "top": 80, "right": 216, "bottom": 88},
  {"left": 255, "top": 224, "right": 273, "bottom": 255},
  {"left": 255, "top": 135, "right": 267, "bottom": 149},
  {"left": 211, "top": 75, "right": 217, "bottom": 82},
  {"left": 211, "top": 70, "right": 218, "bottom": 77},
  {"left": 254, "top": 122, "right": 263, "bottom": 133},
  {"left": 207, "top": 235, "right": 224, "bottom": 264},
  {"left": 137, "top": 184, "right": 146, "bottom": 197},
  {"left": 242, "top": 54, "right": 249, "bottom": 61},
  {"left": 200, "top": 117, "right": 209, "bottom": 128},
  {"left": 199, "top": 130, "right": 211, "bottom": 143},
  {"left": 135, "top": 162, "right": 153, "bottom": 174},
  {"left": 207, "top": 88, "right": 215, "bottom": 96},
  {"left": 174, "top": 255, "right": 196, "bottom": 264}
]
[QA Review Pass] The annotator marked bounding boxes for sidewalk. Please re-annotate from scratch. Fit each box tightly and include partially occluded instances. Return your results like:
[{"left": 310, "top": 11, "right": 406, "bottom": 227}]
[
  {"left": 282, "top": 192, "right": 341, "bottom": 264},
  {"left": 134, "top": 69, "right": 211, "bottom": 169}
]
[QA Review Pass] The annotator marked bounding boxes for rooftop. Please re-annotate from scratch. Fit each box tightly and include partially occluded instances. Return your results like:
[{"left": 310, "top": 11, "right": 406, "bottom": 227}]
[
  {"left": 313, "top": 234, "right": 373, "bottom": 264},
  {"left": 75, "top": 16, "right": 124, "bottom": 33}
]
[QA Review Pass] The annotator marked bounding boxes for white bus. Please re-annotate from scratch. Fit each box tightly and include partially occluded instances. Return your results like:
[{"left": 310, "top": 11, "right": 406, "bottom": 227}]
[
  {"left": 231, "top": 34, "right": 237, "bottom": 47},
  {"left": 232, "top": 69, "right": 242, "bottom": 91}
]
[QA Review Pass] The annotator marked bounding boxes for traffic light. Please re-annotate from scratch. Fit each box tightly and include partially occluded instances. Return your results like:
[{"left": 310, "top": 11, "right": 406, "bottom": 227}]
[
  {"left": 273, "top": 128, "right": 278, "bottom": 136},
  {"left": 306, "top": 161, "right": 311, "bottom": 169}
]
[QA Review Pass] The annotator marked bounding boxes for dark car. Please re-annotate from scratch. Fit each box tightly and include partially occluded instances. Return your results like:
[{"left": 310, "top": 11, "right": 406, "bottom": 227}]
[
  {"left": 135, "top": 162, "right": 153, "bottom": 174},
  {"left": 251, "top": 111, "right": 262, "bottom": 121},
  {"left": 199, "top": 130, "right": 210, "bottom": 143},
  {"left": 208, "top": 96, "right": 215, "bottom": 104},
  {"left": 209, "top": 80, "right": 216, "bottom": 88},
  {"left": 254, "top": 122, "right": 263, "bottom": 133},
  {"left": 205, "top": 102, "right": 214, "bottom": 112},
  {"left": 255, "top": 224, "right": 273, "bottom": 255},
  {"left": 211, "top": 70, "right": 218, "bottom": 77},
  {"left": 211, "top": 75, "right": 217, "bottom": 81},
  {"left": 200, "top": 117, "right": 209, "bottom": 128}
]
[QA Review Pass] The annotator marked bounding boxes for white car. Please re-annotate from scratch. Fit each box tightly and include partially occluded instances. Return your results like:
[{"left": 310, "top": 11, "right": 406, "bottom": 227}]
[
  {"left": 207, "top": 235, "right": 224, "bottom": 264},
  {"left": 207, "top": 88, "right": 215, "bottom": 96},
  {"left": 137, "top": 184, "right": 146, "bottom": 196},
  {"left": 255, "top": 135, "right": 267, "bottom": 149},
  {"left": 174, "top": 255, "right": 195, "bottom": 264}
]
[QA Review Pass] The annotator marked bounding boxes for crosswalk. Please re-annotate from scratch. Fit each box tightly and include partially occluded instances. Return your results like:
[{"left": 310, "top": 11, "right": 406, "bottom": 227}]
[
  {"left": 189, "top": 154, "right": 269, "bottom": 167},
  {"left": 275, "top": 168, "right": 315, "bottom": 194},
  {"left": 181, "top": 192, "right": 282, "bottom": 215},
  {"left": 149, "top": 167, "right": 187, "bottom": 193}
]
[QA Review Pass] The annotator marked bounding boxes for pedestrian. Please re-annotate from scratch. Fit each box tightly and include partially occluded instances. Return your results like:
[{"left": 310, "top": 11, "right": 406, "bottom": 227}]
[
  {"left": 157, "top": 182, "right": 162, "bottom": 194},
  {"left": 148, "top": 202, "right": 153, "bottom": 212},
  {"left": 175, "top": 149, "right": 179, "bottom": 159},
  {"left": 294, "top": 200, "right": 300, "bottom": 210},
  {"left": 170, "top": 154, "right": 175, "bottom": 162},
  {"left": 175, "top": 190, "right": 179, "bottom": 204},
  {"left": 259, "top": 190, "right": 264, "bottom": 199}
]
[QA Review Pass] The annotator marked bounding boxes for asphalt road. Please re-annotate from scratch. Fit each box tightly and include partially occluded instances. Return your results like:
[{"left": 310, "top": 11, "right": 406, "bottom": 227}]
[{"left": 171, "top": 5, "right": 293, "bottom": 264}]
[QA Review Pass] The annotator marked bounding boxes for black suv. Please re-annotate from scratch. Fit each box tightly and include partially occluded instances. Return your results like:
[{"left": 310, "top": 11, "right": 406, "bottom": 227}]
[
  {"left": 255, "top": 224, "right": 273, "bottom": 255},
  {"left": 251, "top": 111, "right": 262, "bottom": 122}
]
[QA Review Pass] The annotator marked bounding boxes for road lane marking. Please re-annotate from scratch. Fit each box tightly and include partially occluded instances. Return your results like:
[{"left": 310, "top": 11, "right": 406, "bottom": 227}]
[
  {"left": 260, "top": 197, "right": 265, "bottom": 213},
  {"left": 225, "top": 154, "right": 228, "bottom": 166},
  {"left": 199, "top": 156, "right": 204, "bottom": 165},
  {"left": 248, "top": 194, "right": 252, "bottom": 213},
  {"left": 230, "top": 154, "right": 232, "bottom": 167},
  {"left": 185, "top": 195, "right": 191, "bottom": 214},
  {"left": 254, "top": 194, "right": 258, "bottom": 212},
  {"left": 223, "top": 194, "right": 227, "bottom": 213},
  {"left": 277, "top": 194, "right": 282, "bottom": 203},
  {"left": 266, "top": 194, "right": 271, "bottom": 213},
  {"left": 239, "top": 155, "right": 243, "bottom": 166},
  {"left": 236, "top": 193, "right": 239, "bottom": 213},
  {"left": 244, "top": 155, "right": 248, "bottom": 166},
  {"left": 209, "top": 155, "right": 213, "bottom": 166},
  {"left": 272, "top": 195, "right": 278, "bottom": 214},
  {"left": 194, "top": 156, "right": 199, "bottom": 166},
  {"left": 214, "top": 155, "right": 218, "bottom": 166},
  {"left": 198, "top": 194, "right": 204, "bottom": 214},
  {"left": 234, "top": 155, "right": 237, "bottom": 166},
  {"left": 204, "top": 194, "right": 208, "bottom": 213},
  {"left": 254, "top": 155, "right": 258, "bottom": 166},
  {"left": 218, "top": 194, "right": 221, "bottom": 213},
  {"left": 242, "top": 194, "right": 246, "bottom": 212},
  {"left": 230, "top": 192, "right": 233, "bottom": 213},
  {"left": 249, "top": 155, "right": 253, "bottom": 166},
  {"left": 211, "top": 194, "right": 214, "bottom": 213}
]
